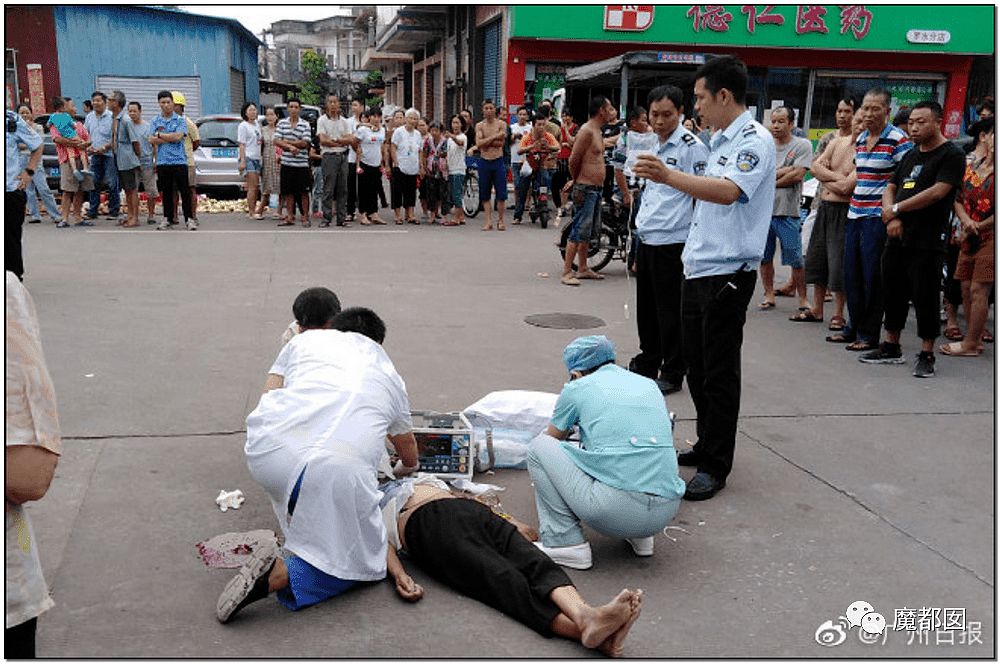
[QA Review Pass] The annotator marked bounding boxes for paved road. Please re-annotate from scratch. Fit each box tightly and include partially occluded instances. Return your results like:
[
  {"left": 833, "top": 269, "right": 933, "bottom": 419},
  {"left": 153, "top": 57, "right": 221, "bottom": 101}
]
[{"left": 18, "top": 211, "right": 994, "bottom": 658}]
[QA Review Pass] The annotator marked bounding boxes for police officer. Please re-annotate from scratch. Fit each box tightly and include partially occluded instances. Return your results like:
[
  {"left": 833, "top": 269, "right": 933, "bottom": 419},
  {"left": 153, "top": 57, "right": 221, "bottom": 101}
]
[
  {"left": 628, "top": 85, "right": 709, "bottom": 396},
  {"left": 633, "top": 55, "right": 776, "bottom": 501},
  {"left": 6, "top": 107, "right": 44, "bottom": 281}
]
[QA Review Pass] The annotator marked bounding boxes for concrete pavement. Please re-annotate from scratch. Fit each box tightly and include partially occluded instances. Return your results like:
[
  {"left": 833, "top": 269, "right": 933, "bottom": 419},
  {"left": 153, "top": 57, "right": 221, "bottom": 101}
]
[{"left": 17, "top": 210, "right": 994, "bottom": 658}]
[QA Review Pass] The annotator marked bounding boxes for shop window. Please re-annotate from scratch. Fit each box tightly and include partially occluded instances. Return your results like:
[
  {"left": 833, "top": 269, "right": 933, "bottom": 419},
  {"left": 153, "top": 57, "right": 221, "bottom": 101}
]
[
  {"left": 810, "top": 72, "right": 945, "bottom": 141},
  {"left": 762, "top": 68, "right": 807, "bottom": 129}
]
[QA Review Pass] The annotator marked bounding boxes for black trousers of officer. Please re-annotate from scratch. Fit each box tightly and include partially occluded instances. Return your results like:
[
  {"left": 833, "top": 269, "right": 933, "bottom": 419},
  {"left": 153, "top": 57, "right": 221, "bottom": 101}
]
[
  {"left": 631, "top": 241, "right": 686, "bottom": 385},
  {"left": 882, "top": 243, "right": 943, "bottom": 340},
  {"left": 6, "top": 189, "right": 27, "bottom": 279},
  {"left": 682, "top": 269, "right": 756, "bottom": 482}
]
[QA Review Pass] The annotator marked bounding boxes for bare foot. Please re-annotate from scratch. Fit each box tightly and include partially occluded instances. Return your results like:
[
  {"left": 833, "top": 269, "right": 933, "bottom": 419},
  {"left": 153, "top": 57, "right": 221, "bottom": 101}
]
[
  {"left": 580, "top": 589, "right": 634, "bottom": 649},
  {"left": 598, "top": 589, "right": 643, "bottom": 658}
]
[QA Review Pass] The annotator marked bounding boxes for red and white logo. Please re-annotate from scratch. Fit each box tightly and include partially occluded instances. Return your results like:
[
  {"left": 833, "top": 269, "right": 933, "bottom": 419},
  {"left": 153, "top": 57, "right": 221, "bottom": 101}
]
[{"left": 604, "top": 5, "right": 655, "bottom": 31}]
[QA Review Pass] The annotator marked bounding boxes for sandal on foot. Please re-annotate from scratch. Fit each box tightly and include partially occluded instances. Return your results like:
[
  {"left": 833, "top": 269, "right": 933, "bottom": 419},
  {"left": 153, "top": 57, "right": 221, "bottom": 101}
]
[
  {"left": 561, "top": 274, "right": 581, "bottom": 286},
  {"left": 757, "top": 301, "right": 776, "bottom": 310},
  {"left": 944, "top": 326, "right": 964, "bottom": 341},
  {"left": 829, "top": 315, "right": 846, "bottom": 331},
  {"left": 774, "top": 287, "right": 794, "bottom": 297},
  {"left": 940, "top": 342, "right": 981, "bottom": 357},
  {"left": 846, "top": 340, "right": 876, "bottom": 352},
  {"left": 826, "top": 333, "right": 855, "bottom": 343},
  {"left": 983, "top": 330, "right": 993, "bottom": 343},
  {"left": 277, "top": 219, "right": 295, "bottom": 227},
  {"left": 481, "top": 224, "right": 493, "bottom": 231},
  {"left": 576, "top": 270, "right": 605, "bottom": 280},
  {"left": 790, "top": 310, "right": 822, "bottom": 322},
  {"left": 301, "top": 219, "right": 311, "bottom": 228}
]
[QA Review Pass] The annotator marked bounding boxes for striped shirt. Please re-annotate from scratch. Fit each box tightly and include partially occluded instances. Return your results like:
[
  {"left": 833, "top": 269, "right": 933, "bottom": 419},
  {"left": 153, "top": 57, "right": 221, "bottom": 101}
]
[
  {"left": 275, "top": 117, "right": 312, "bottom": 168},
  {"left": 848, "top": 123, "right": 911, "bottom": 219}
]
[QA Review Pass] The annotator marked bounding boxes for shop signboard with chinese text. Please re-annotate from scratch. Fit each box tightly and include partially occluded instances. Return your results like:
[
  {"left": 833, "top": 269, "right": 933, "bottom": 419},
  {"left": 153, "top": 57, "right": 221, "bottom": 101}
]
[{"left": 511, "top": 5, "right": 993, "bottom": 55}]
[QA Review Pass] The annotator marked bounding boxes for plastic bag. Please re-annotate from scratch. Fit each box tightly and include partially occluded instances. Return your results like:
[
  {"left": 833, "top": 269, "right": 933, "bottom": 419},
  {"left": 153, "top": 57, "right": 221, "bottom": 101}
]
[{"left": 520, "top": 161, "right": 533, "bottom": 178}]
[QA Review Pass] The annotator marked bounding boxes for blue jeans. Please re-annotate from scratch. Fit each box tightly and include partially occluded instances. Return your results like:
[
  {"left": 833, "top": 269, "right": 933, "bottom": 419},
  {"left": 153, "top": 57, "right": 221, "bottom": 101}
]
[
  {"left": 842, "top": 215, "right": 886, "bottom": 344},
  {"left": 311, "top": 165, "right": 323, "bottom": 213},
  {"left": 526, "top": 434, "right": 680, "bottom": 547},
  {"left": 87, "top": 153, "right": 120, "bottom": 216},
  {"left": 568, "top": 183, "right": 602, "bottom": 243},
  {"left": 21, "top": 154, "right": 61, "bottom": 221}
]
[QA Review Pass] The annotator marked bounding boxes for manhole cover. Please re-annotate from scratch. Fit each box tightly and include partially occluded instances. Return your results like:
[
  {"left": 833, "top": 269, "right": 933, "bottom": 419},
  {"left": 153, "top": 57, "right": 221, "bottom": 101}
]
[{"left": 524, "top": 313, "right": 606, "bottom": 330}]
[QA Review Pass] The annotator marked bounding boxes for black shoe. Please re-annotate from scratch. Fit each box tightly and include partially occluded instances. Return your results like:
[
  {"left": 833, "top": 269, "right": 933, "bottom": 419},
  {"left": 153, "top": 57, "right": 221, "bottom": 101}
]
[
  {"left": 655, "top": 379, "right": 682, "bottom": 395},
  {"left": 684, "top": 472, "right": 725, "bottom": 501},
  {"left": 677, "top": 450, "right": 700, "bottom": 467},
  {"left": 859, "top": 341, "right": 905, "bottom": 364},
  {"left": 913, "top": 352, "right": 935, "bottom": 378}
]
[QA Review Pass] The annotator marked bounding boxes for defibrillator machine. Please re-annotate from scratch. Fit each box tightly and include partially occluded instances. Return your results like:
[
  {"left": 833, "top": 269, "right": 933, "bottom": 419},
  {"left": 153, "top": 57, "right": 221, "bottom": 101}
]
[{"left": 409, "top": 411, "right": 485, "bottom": 481}]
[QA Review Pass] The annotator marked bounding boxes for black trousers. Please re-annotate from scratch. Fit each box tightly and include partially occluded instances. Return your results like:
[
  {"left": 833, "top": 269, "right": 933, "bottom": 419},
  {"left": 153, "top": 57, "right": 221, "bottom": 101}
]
[
  {"left": 6, "top": 189, "right": 27, "bottom": 280},
  {"left": 682, "top": 270, "right": 756, "bottom": 481},
  {"left": 346, "top": 161, "right": 357, "bottom": 215},
  {"left": 404, "top": 499, "right": 571, "bottom": 637},
  {"left": 631, "top": 241, "right": 686, "bottom": 385},
  {"left": 882, "top": 243, "right": 943, "bottom": 341},
  {"left": 357, "top": 163, "right": 381, "bottom": 216},
  {"left": 391, "top": 169, "right": 416, "bottom": 209},
  {"left": 156, "top": 164, "right": 192, "bottom": 223},
  {"left": 6, "top": 617, "right": 37, "bottom": 658}
]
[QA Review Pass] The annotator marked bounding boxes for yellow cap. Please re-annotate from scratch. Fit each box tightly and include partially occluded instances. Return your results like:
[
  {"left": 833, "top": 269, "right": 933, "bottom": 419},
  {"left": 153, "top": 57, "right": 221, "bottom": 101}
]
[{"left": 171, "top": 91, "right": 186, "bottom": 106}]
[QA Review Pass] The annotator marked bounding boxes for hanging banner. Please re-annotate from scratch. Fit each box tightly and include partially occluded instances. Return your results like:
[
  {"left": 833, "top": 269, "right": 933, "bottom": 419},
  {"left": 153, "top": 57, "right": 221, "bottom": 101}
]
[{"left": 26, "top": 64, "right": 45, "bottom": 117}]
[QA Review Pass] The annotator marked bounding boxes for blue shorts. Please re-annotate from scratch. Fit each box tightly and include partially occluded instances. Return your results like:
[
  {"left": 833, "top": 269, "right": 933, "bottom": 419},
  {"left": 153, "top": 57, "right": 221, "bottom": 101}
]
[
  {"left": 763, "top": 215, "right": 804, "bottom": 267},
  {"left": 568, "top": 183, "right": 602, "bottom": 243},
  {"left": 245, "top": 158, "right": 261, "bottom": 174},
  {"left": 478, "top": 157, "right": 508, "bottom": 202},
  {"left": 276, "top": 555, "right": 358, "bottom": 610}
]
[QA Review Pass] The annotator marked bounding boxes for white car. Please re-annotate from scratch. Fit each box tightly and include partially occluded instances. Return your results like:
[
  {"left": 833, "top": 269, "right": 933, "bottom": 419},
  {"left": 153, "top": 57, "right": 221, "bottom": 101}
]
[{"left": 193, "top": 114, "right": 245, "bottom": 195}]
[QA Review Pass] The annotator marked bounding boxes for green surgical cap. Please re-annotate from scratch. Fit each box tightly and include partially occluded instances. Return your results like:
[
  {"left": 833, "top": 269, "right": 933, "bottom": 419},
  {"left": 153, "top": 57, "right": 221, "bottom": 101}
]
[{"left": 563, "top": 335, "right": 616, "bottom": 373}]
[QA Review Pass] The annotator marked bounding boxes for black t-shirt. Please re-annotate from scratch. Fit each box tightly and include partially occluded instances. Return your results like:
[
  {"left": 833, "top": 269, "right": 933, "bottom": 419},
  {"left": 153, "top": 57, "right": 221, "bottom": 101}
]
[
  {"left": 889, "top": 141, "right": 966, "bottom": 250},
  {"left": 601, "top": 121, "right": 623, "bottom": 165}
]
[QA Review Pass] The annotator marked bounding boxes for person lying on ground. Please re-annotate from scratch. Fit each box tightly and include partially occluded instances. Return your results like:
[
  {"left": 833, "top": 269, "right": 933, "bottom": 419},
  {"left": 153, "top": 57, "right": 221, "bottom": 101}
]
[{"left": 379, "top": 476, "right": 644, "bottom": 658}]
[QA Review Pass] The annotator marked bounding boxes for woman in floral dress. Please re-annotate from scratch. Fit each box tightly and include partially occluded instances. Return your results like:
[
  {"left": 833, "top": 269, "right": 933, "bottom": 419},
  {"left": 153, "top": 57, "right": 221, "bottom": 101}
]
[{"left": 258, "top": 107, "right": 282, "bottom": 219}]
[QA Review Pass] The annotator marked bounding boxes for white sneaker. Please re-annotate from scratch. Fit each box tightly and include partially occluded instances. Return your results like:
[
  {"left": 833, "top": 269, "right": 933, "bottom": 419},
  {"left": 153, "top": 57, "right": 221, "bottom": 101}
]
[
  {"left": 186, "top": 219, "right": 198, "bottom": 230},
  {"left": 626, "top": 536, "right": 654, "bottom": 556},
  {"left": 533, "top": 541, "right": 592, "bottom": 569},
  {"left": 156, "top": 220, "right": 171, "bottom": 230}
]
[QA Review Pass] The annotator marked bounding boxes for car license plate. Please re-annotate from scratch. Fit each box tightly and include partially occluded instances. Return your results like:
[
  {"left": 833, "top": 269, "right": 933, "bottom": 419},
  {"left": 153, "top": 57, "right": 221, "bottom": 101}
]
[
  {"left": 49, "top": 167, "right": 60, "bottom": 178},
  {"left": 212, "top": 148, "right": 238, "bottom": 158}
]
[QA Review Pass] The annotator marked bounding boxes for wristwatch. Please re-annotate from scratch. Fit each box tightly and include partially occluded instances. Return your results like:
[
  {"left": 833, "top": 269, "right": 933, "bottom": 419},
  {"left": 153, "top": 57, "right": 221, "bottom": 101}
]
[{"left": 23, "top": 167, "right": 34, "bottom": 176}]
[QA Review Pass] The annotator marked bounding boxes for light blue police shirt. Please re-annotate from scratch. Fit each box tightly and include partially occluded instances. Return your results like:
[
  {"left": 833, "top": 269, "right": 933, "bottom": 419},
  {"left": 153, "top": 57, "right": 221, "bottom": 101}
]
[
  {"left": 550, "top": 364, "right": 686, "bottom": 499},
  {"left": 6, "top": 111, "right": 43, "bottom": 192},
  {"left": 681, "top": 111, "right": 776, "bottom": 279},
  {"left": 635, "top": 123, "right": 710, "bottom": 246}
]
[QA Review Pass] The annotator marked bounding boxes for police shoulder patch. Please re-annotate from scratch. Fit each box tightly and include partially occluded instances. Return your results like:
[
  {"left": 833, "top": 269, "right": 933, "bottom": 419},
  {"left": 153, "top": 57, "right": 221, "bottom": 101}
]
[
  {"left": 742, "top": 126, "right": 757, "bottom": 137},
  {"left": 735, "top": 150, "right": 760, "bottom": 173},
  {"left": 666, "top": 157, "right": 678, "bottom": 166},
  {"left": 682, "top": 133, "right": 696, "bottom": 145}
]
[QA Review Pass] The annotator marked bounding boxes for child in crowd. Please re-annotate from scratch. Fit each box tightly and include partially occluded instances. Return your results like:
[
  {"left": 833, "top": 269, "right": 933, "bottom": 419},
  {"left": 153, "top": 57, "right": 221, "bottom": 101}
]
[
  {"left": 49, "top": 96, "right": 90, "bottom": 180},
  {"left": 443, "top": 114, "right": 468, "bottom": 226},
  {"left": 420, "top": 120, "right": 450, "bottom": 224}
]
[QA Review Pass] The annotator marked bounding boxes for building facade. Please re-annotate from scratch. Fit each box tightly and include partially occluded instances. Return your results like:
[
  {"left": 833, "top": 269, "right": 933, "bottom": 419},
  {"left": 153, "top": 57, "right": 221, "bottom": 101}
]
[
  {"left": 262, "top": 11, "right": 369, "bottom": 100},
  {"left": 5, "top": 5, "right": 262, "bottom": 119},
  {"left": 507, "top": 5, "right": 994, "bottom": 140}
]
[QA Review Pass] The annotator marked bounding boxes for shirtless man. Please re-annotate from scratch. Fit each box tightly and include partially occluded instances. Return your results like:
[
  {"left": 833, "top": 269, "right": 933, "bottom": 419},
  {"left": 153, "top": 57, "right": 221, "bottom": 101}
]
[
  {"left": 562, "top": 96, "right": 616, "bottom": 286},
  {"left": 472, "top": 99, "right": 509, "bottom": 231},
  {"left": 804, "top": 106, "right": 865, "bottom": 329},
  {"left": 382, "top": 479, "right": 643, "bottom": 657}
]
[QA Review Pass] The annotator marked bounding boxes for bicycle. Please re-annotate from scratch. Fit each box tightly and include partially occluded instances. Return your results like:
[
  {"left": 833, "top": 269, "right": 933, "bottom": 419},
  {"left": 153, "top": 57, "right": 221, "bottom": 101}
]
[
  {"left": 522, "top": 167, "right": 551, "bottom": 229},
  {"left": 462, "top": 165, "right": 480, "bottom": 218},
  {"left": 557, "top": 194, "right": 634, "bottom": 273}
]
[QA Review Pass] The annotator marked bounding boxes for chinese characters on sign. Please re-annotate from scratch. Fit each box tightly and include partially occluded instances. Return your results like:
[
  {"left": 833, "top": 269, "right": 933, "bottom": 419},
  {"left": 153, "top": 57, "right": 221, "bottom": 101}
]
[{"left": 686, "top": 5, "right": 874, "bottom": 40}]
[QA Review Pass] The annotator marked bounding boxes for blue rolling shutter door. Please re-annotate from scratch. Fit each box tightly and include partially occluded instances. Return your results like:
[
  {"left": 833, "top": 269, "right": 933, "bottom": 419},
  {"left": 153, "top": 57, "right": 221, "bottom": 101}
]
[{"left": 482, "top": 21, "right": 500, "bottom": 104}]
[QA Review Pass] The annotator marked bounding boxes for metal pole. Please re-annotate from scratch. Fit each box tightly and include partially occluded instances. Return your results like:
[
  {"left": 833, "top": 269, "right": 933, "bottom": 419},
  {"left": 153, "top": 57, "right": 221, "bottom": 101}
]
[{"left": 620, "top": 62, "right": 629, "bottom": 121}]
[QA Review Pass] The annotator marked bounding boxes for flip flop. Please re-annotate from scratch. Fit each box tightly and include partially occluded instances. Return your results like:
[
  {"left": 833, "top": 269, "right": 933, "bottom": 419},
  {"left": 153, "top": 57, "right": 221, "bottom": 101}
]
[
  {"left": 576, "top": 271, "right": 605, "bottom": 280},
  {"left": 561, "top": 274, "right": 581, "bottom": 286},
  {"left": 940, "top": 342, "right": 981, "bottom": 357},
  {"left": 774, "top": 288, "right": 794, "bottom": 297},
  {"left": 846, "top": 341, "right": 876, "bottom": 352},
  {"left": 277, "top": 219, "right": 295, "bottom": 227},
  {"left": 826, "top": 333, "right": 854, "bottom": 343},
  {"left": 790, "top": 310, "right": 822, "bottom": 322},
  {"left": 983, "top": 330, "right": 993, "bottom": 343},
  {"left": 829, "top": 315, "right": 846, "bottom": 331},
  {"left": 758, "top": 301, "right": 776, "bottom": 310},
  {"left": 944, "top": 326, "right": 964, "bottom": 341}
]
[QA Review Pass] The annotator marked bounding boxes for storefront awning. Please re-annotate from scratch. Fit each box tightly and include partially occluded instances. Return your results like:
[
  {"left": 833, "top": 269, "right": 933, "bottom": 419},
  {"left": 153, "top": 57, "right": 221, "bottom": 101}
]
[
  {"left": 374, "top": 7, "right": 445, "bottom": 54},
  {"left": 566, "top": 51, "right": 710, "bottom": 87}
]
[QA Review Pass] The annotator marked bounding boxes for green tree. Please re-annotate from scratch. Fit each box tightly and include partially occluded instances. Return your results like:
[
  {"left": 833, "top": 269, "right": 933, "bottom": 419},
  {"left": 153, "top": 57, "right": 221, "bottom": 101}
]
[
  {"left": 363, "top": 69, "right": 384, "bottom": 108},
  {"left": 299, "top": 49, "right": 328, "bottom": 106}
]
